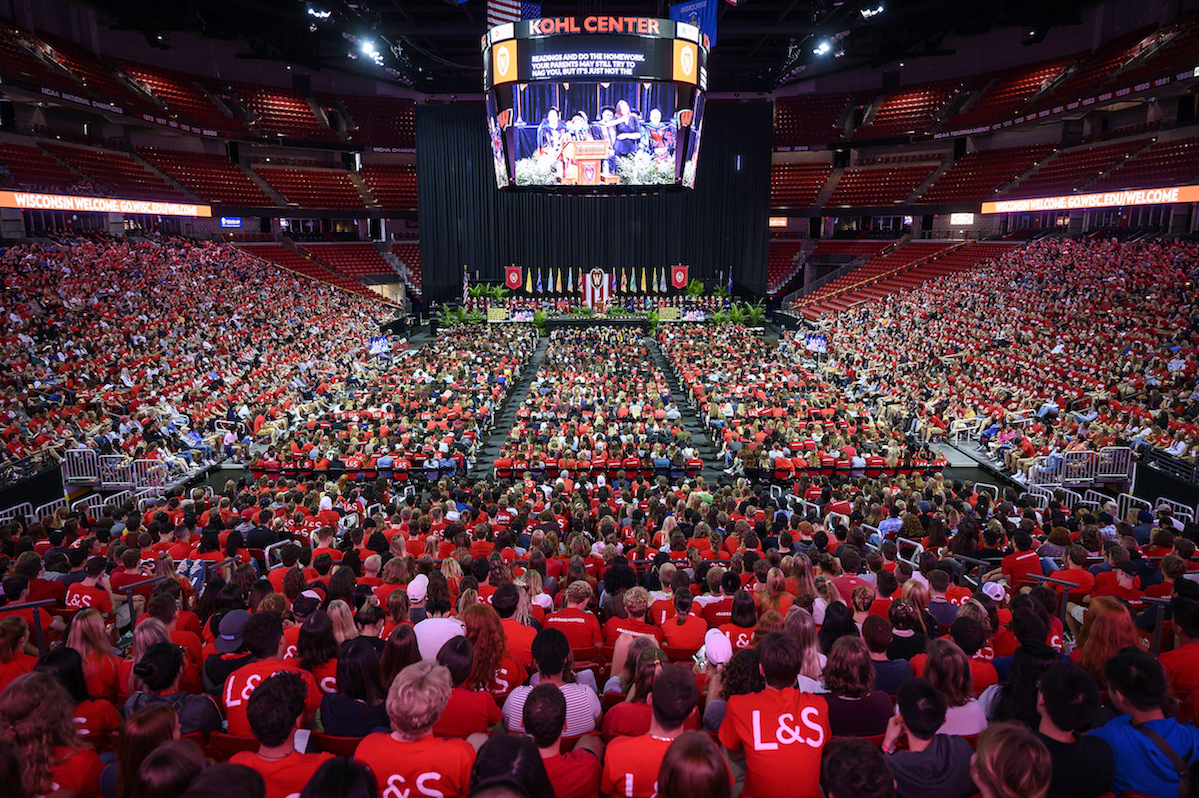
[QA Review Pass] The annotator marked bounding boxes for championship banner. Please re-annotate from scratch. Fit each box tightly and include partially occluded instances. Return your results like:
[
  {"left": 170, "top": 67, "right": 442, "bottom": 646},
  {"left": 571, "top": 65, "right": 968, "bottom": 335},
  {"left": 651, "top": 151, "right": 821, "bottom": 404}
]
[
  {"left": 505, "top": 266, "right": 523, "bottom": 291},
  {"left": 582, "top": 268, "right": 611, "bottom": 309},
  {"left": 671, "top": 264, "right": 689, "bottom": 290}
]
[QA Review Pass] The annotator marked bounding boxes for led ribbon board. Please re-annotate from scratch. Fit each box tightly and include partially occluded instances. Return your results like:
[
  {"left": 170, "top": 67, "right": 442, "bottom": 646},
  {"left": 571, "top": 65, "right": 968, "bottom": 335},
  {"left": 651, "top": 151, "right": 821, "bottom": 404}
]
[
  {"left": 981, "top": 185, "right": 1199, "bottom": 214},
  {"left": 0, "top": 190, "right": 212, "bottom": 217}
]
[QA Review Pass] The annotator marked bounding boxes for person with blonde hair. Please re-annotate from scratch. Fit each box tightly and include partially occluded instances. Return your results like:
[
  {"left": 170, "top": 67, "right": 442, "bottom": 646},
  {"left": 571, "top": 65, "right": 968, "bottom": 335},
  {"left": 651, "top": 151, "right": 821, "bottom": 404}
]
[
  {"left": 0, "top": 671, "right": 105, "bottom": 797},
  {"left": 783, "top": 607, "right": 826, "bottom": 691},
  {"left": 0, "top": 617, "right": 34, "bottom": 692},
  {"left": 67, "top": 607, "right": 122, "bottom": 704},
  {"left": 353, "top": 661, "right": 476, "bottom": 796},
  {"left": 970, "top": 721, "right": 1051, "bottom": 798},
  {"left": 326, "top": 599, "right": 359, "bottom": 646},
  {"left": 119, "top": 617, "right": 172, "bottom": 701}
]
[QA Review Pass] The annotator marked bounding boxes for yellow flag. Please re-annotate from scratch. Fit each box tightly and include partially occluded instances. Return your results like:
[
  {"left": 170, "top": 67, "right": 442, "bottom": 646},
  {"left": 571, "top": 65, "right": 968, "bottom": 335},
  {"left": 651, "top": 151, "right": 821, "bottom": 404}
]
[
  {"left": 524, "top": 267, "right": 532, "bottom": 293},
  {"left": 556, "top": 268, "right": 562, "bottom": 293},
  {"left": 640, "top": 267, "right": 646, "bottom": 293}
]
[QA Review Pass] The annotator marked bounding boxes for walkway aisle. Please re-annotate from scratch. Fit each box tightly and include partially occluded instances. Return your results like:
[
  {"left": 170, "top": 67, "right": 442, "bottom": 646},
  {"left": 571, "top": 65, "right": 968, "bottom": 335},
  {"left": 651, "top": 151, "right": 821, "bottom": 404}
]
[
  {"left": 471, "top": 335, "right": 549, "bottom": 480},
  {"left": 648, "top": 337, "right": 725, "bottom": 485}
]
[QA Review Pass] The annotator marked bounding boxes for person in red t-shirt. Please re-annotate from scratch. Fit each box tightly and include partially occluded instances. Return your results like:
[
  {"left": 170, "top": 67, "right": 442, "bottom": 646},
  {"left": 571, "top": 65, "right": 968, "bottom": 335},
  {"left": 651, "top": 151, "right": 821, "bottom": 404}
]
[
  {"left": 432, "top": 637, "right": 503, "bottom": 738},
  {"left": 0, "top": 616, "right": 37, "bottom": 692},
  {"left": 602, "top": 664, "right": 708, "bottom": 798},
  {"left": 65, "top": 557, "right": 117, "bottom": 618},
  {"left": 603, "top": 587, "right": 665, "bottom": 646},
  {"left": 992, "top": 532, "right": 1042, "bottom": 592},
  {"left": 222, "top": 612, "right": 321, "bottom": 738},
  {"left": 545, "top": 581, "right": 603, "bottom": 658},
  {"left": 661, "top": 591, "right": 708, "bottom": 652},
  {"left": 1160, "top": 598, "right": 1199, "bottom": 701},
  {"left": 494, "top": 584, "right": 538, "bottom": 672},
  {"left": 524, "top": 682, "right": 603, "bottom": 798},
  {"left": 718, "top": 632, "right": 830, "bottom": 798},
  {"left": 229, "top": 671, "right": 335, "bottom": 798},
  {"left": 354, "top": 661, "right": 476, "bottom": 798}
]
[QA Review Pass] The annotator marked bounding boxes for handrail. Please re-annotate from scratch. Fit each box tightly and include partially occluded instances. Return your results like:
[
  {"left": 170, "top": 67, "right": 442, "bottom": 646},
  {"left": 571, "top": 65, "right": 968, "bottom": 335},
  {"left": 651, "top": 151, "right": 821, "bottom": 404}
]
[
  {"left": 1027, "top": 573, "right": 1078, "bottom": 632},
  {"left": 118, "top": 574, "right": 173, "bottom": 609},
  {"left": 204, "top": 558, "right": 237, "bottom": 583},
  {"left": 0, "top": 598, "right": 57, "bottom": 655}
]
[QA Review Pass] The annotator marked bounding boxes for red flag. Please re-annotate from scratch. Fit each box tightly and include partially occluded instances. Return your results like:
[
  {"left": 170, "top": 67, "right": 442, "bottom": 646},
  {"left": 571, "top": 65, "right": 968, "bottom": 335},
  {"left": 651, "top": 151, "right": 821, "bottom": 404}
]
[
  {"left": 505, "top": 266, "right": 522, "bottom": 291},
  {"left": 582, "top": 268, "right": 610, "bottom": 310},
  {"left": 671, "top": 264, "right": 689, "bottom": 290}
]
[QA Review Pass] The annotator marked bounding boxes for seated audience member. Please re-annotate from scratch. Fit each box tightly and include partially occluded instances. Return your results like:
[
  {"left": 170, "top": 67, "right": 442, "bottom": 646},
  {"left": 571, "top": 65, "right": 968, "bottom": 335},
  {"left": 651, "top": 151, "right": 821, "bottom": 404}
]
[
  {"left": 413, "top": 591, "right": 465, "bottom": 661},
  {"left": 181, "top": 762, "right": 266, "bottom": 798},
  {"left": 67, "top": 608, "right": 123, "bottom": 704},
  {"left": 320, "top": 638, "right": 389, "bottom": 737},
  {"left": 0, "top": 617, "right": 36, "bottom": 692},
  {"left": 546, "top": 580, "right": 604, "bottom": 657},
  {"left": 469, "top": 732, "right": 555, "bottom": 798},
  {"left": 661, "top": 590, "right": 707, "bottom": 651},
  {"left": 923, "top": 639, "right": 988, "bottom": 735},
  {"left": 494, "top": 583, "right": 538, "bottom": 671},
  {"left": 970, "top": 722, "right": 1052, "bottom": 798},
  {"left": 223, "top": 611, "right": 321, "bottom": 737},
  {"left": 887, "top": 599, "right": 929, "bottom": 661},
  {"left": 203, "top": 609, "right": 253, "bottom": 697},
  {"left": 230, "top": 671, "right": 334, "bottom": 798},
  {"left": 982, "top": 641, "right": 1059, "bottom": 727},
  {"left": 135, "top": 740, "right": 207, "bottom": 798},
  {"left": 125, "top": 642, "right": 223, "bottom": 735},
  {"left": 821, "top": 737, "right": 894, "bottom": 798},
  {"left": 1161, "top": 597, "right": 1199, "bottom": 701},
  {"left": 1035, "top": 662, "right": 1113, "bottom": 798},
  {"left": 1091, "top": 649, "right": 1199, "bottom": 798},
  {"left": 603, "top": 586, "right": 664, "bottom": 646},
  {"left": 719, "top": 631, "right": 831, "bottom": 798},
  {"left": 104, "top": 703, "right": 178, "bottom": 798},
  {"left": 0, "top": 671, "right": 105, "bottom": 798},
  {"left": 882, "top": 678, "right": 974, "bottom": 798},
  {"left": 524, "top": 683, "right": 604, "bottom": 798},
  {"left": 298, "top": 759, "right": 378, "bottom": 798},
  {"left": 656, "top": 731, "right": 733, "bottom": 798},
  {"left": 34, "top": 647, "right": 122, "bottom": 747},
  {"left": 353, "top": 661, "right": 476, "bottom": 798},
  {"left": 701, "top": 642, "right": 760, "bottom": 733},
  {"left": 863, "top": 616, "right": 914, "bottom": 695},
  {"left": 822, "top": 636, "right": 893, "bottom": 737},
  {"left": 602, "top": 664, "right": 703, "bottom": 798},
  {"left": 602, "top": 647, "right": 670, "bottom": 739},
  {"left": 433, "top": 636, "right": 502, "bottom": 738},
  {"left": 503, "top": 628, "right": 602, "bottom": 737}
]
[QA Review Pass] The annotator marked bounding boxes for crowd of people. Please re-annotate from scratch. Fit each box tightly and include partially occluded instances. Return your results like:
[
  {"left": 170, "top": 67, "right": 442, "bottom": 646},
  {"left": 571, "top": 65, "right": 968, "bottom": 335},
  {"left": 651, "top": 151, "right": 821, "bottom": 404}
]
[
  {"left": 0, "top": 234, "right": 393, "bottom": 486},
  {"left": 809, "top": 238, "right": 1199, "bottom": 466}
]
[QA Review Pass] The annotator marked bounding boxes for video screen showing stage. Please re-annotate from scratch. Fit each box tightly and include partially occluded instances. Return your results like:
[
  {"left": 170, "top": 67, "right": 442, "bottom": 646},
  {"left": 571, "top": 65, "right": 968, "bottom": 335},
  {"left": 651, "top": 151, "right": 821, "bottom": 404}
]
[{"left": 490, "top": 81, "right": 698, "bottom": 188}]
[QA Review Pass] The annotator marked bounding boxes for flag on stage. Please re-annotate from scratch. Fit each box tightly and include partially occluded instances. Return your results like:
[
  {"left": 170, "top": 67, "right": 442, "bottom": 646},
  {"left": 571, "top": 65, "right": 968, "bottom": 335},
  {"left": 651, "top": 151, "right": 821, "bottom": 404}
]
[
  {"left": 555, "top": 268, "right": 562, "bottom": 293},
  {"left": 567, "top": 267, "right": 573, "bottom": 293},
  {"left": 524, "top": 267, "right": 532, "bottom": 293},
  {"left": 620, "top": 268, "right": 628, "bottom": 293},
  {"left": 610, "top": 271, "right": 617, "bottom": 294},
  {"left": 536, "top": 269, "right": 543, "bottom": 293},
  {"left": 640, "top": 267, "right": 646, "bottom": 293},
  {"left": 582, "top": 268, "right": 610, "bottom": 309},
  {"left": 671, "top": 264, "right": 689, "bottom": 290},
  {"left": 659, "top": 268, "right": 667, "bottom": 293},
  {"left": 506, "top": 266, "right": 522, "bottom": 292},
  {"left": 463, "top": 268, "right": 469, "bottom": 303}
]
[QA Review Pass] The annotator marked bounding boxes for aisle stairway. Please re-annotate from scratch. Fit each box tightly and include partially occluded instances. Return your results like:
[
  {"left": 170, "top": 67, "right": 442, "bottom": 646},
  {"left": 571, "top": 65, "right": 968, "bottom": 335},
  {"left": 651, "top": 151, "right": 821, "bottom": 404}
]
[
  {"left": 472, "top": 336, "right": 548, "bottom": 480},
  {"left": 648, "top": 337, "right": 723, "bottom": 484}
]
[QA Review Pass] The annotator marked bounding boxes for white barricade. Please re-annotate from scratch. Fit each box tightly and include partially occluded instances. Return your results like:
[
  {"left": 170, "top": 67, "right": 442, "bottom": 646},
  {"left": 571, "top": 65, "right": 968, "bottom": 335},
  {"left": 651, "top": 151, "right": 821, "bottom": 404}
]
[
  {"left": 0, "top": 502, "right": 33, "bottom": 523},
  {"left": 61, "top": 448, "right": 101, "bottom": 486},
  {"left": 1030, "top": 456, "right": 1063, "bottom": 487},
  {"left": 132, "top": 459, "right": 168, "bottom": 491},
  {"left": 1024, "top": 488, "right": 1049, "bottom": 509},
  {"left": 1083, "top": 490, "right": 1112, "bottom": 513},
  {"left": 1156, "top": 497, "right": 1196, "bottom": 524},
  {"left": 1063, "top": 451, "right": 1099, "bottom": 488},
  {"left": 34, "top": 497, "right": 69, "bottom": 521},
  {"left": 1097, "top": 447, "right": 1134, "bottom": 484},
  {"left": 975, "top": 482, "right": 1000, "bottom": 500},
  {"left": 1117, "top": 492, "right": 1152, "bottom": 521},
  {"left": 100, "top": 455, "right": 133, "bottom": 489}
]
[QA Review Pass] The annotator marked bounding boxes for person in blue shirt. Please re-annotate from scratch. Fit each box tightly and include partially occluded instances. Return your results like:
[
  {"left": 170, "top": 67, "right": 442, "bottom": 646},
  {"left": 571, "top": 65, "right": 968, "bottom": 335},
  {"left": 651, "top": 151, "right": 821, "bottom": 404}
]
[{"left": 1090, "top": 649, "right": 1199, "bottom": 798}]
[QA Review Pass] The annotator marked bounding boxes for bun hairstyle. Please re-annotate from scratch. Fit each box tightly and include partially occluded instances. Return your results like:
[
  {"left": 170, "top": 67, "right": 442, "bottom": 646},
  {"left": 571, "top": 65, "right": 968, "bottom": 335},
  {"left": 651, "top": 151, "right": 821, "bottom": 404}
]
[{"left": 132, "top": 642, "right": 185, "bottom": 692}]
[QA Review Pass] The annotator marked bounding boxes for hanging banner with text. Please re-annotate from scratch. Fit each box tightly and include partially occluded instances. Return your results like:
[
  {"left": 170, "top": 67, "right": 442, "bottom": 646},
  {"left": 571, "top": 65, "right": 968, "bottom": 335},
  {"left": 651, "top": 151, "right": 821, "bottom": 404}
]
[
  {"left": 981, "top": 185, "right": 1199, "bottom": 214},
  {"left": 0, "top": 190, "right": 212, "bottom": 217}
]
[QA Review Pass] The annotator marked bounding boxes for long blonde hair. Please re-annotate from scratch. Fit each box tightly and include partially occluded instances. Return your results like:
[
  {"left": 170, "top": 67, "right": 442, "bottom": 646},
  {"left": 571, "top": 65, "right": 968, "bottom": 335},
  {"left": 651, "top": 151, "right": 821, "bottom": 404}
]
[
  {"left": 67, "top": 608, "right": 111, "bottom": 659},
  {"left": 125, "top": 618, "right": 172, "bottom": 696},
  {"left": 327, "top": 600, "right": 359, "bottom": 645}
]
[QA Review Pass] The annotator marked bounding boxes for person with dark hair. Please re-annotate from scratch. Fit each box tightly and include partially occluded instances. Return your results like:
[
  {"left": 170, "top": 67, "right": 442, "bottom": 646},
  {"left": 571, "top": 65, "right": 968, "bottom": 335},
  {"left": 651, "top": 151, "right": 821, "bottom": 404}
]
[
  {"left": 354, "top": 661, "right": 476, "bottom": 798},
  {"left": 433, "top": 636, "right": 502, "bottom": 738},
  {"left": 221, "top": 611, "right": 321, "bottom": 737},
  {"left": 470, "top": 732, "right": 555, "bottom": 798},
  {"left": 298, "top": 759, "right": 379, "bottom": 798},
  {"left": 106, "top": 703, "right": 178, "bottom": 798},
  {"left": 821, "top": 637, "right": 893, "bottom": 737},
  {"left": 295, "top": 611, "right": 340, "bottom": 695},
  {"left": 34, "top": 647, "right": 121, "bottom": 747},
  {"left": 661, "top": 589, "right": 706, "bottom": 650},
  {"left": 413, "top": 591, "right": 466, "bottom": 661},
  {"left": 379, "top": 625, "right": 420, "bottom": 687},
  {"left": 881, "top": 678, "right": 974, "bottom": 798},
  {"left": 124, "top": 642, "right": 223, "bottom": 735},
  {"left": 718, "top": 632, "right": 830, "bottom": 798},
  {"left": 493, "top": 583, "right": 538, "bottom": 673},
  {"left": 229, "top": 671, "right": 334, "bottom": 798},
  {"left": 816, "top": 602, "right": 860, "bottom": 655},
  {"left": 320, "top": 638, "right": 388, "bottom": 738},
  {"left": 821, "top": 738, "right": 893, "bottom": 798},
  {"left": 601, "top": 664, "right": 703, "bottom": 798},
  {"left": 862, "top": 615, "right": 913, "bottom": 695},
  {"left": 135, "top": 739, "right": 206, "bottom": 798},
  {"left": 983, "top": 643, "right": 1059, "bottom": 729},
  {"left": 1035, "top": 662, "right": 1113, "bottom": 798},
  {"left": 1091, "top": 649, "right": 1199, "bottom": 797},
  {"left": 502, "top": 628, "right": 601, "bottom": 738},
  {"left": 656, "top": 730, "right": 731, "bottom": 798},
  {"left": 1160, "top": 596, "right": 1199, "bottom": 702},
  {"left": 524, "top": 683, "right": 603, "bottom": 798},
  {"left": 180, "top": 763, "right": 266, "bottom": 798},
  {"left": 718, "top": 590, "right": 758, "bottom": 651}
]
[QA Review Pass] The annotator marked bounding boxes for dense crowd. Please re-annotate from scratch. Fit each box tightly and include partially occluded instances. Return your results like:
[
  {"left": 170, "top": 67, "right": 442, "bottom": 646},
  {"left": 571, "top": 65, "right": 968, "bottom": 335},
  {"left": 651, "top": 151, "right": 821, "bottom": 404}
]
[{"left": 813, "top": 238, "right": 1199, "bottom": 465}]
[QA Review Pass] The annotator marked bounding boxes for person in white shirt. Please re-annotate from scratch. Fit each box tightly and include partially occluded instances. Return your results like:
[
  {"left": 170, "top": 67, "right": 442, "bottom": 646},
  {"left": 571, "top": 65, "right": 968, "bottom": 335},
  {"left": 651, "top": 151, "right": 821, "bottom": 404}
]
[{"left": 413, "top": 591, "right": 465, "bottom": 661}]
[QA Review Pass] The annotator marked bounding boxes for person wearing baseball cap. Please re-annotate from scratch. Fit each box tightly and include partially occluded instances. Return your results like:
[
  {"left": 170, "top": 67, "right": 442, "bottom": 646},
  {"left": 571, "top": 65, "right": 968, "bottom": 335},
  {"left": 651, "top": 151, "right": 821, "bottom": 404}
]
[
  {"left": 1088, "top": 561, "right": 1145, "bottom": 606},
  {"left": 201, "top": 609, "right": 252, "bottom": 696}
]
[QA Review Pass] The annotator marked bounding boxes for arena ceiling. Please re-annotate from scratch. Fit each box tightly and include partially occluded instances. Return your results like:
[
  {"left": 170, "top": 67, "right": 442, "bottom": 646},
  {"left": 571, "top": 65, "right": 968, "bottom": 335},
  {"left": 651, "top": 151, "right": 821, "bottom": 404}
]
[{"left": 82, "top": 0, "right": 1100, "bottom": 93}]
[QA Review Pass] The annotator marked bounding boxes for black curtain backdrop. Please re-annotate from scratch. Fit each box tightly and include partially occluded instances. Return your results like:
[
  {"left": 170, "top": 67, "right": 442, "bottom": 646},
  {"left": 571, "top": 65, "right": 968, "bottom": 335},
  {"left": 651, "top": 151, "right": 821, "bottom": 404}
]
[{"left": 416, "top": 100, "right": 772, "bottom": 303}]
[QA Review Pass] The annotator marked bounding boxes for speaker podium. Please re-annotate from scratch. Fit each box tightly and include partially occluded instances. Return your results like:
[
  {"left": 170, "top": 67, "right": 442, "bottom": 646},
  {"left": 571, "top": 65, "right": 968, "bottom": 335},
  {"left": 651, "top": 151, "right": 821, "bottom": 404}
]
[{"left": 562, "top": 141, "right": 610, "bottom": 185}]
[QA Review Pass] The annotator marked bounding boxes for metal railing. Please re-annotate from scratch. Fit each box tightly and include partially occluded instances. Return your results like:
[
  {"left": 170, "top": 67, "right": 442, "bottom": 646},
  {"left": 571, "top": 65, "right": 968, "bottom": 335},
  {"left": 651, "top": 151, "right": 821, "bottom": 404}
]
[
  {"left": 62, "top": 448, "right": 101, "bottom": 487},
  {"left": 0, "top": 598, "right": 57, "bottom": 655}
]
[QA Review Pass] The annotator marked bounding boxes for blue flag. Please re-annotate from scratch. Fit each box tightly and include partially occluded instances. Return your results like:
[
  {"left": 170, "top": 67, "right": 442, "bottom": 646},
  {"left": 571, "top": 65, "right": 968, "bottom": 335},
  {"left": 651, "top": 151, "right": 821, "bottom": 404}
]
[
  {"left": 536, "top": 269, "right": 543, "bottom": 293},
  {"left": 670, "top": 0, "right": 716, "bottom": 46}
]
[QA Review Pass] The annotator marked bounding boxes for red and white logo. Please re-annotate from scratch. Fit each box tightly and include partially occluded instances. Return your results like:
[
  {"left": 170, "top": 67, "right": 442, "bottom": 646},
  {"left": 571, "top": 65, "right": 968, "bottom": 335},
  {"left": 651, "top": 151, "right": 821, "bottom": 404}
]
[
  {"left": 671, "top": 264, "right": 689, "bottom": 289},
  {"left": 505, "top": 266, "right": 522, "bottom": 289}
]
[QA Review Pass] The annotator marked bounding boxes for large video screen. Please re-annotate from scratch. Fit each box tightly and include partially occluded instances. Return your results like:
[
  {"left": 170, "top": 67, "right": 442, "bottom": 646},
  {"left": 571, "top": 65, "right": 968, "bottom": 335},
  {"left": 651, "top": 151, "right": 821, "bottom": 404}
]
[
  {"left": 491, "top": 82, "right": 698, "bottom": 187},
  {"left": 484, "top": 16, "right": 708, "bottom": 191}
]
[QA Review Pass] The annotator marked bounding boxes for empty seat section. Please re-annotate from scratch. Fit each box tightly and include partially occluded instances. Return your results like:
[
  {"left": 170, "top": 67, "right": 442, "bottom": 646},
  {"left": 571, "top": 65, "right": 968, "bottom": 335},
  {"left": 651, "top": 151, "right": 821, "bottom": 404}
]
[
  {"left": 942, "top": 55, "right": 1076, "bottom": 131},
  {"left": 391, "top": 242, "right": 421, "bottom": 297},
  {"left": 300, "top": 243, "right": 394, "bottom": 278},
  {"left": 114, "top": 60, "right": 247, "bottom": 135},
  {"left": 1029, "top": 26, "right": 1156, "bottom": 113},
  {"left": 360, "top": 164, "right": 417, "bottom": 210},
  {"left": 0, "top": 141, "right": 83, "bottom": 192},
  {"left": 41, "top": 143, "right": 190, "bottom": 202},
  {"left": 1089, "top": 136, "right": 1199, "bottom": 191},
  {"left": 237, "top": 244, "right": 378, "bottom": 299},
  {"left": 917, "top": 144, "right": 1055, "bottom": 204},
  {"left": 221, "top": 82, "right": 337, "bottom": 141},
  {"left": 853, "top": 79, "right": 964, "bottom": 139},
  {"left": 827, "top": 165, "right": 936, "bottom": 206},
  {"left": 770, "top": 163, "right": 832, "bottom": 207},
  {"left": 31, "top": 30, "right": 156, "bottom": 114},
  {"left": 1109, "top": 16, "right": 1199, "bottom": 88},
  {"left": 794, "top": 242, "right": 954, "bottom": 318},
  {"left": 137, "top": 148, "right": 272, "bottom": 206},
  {"left": 254, "top": 167, "right": 366, "bottom": 209},
  {"left": 767, "top": 239, "right": 804, "bottom": 295},
  {"left": 773, "top": 93, "right": 851, "bottom": 146},
  {"left": 334, "top": 96, "right": 417, "bottom": 147},
  {"left": 0, "top": 21, "right": 78, "bottom": 94},
  {"left": 1002, "top": 139, "right": 1149, "bottom": 198}
]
